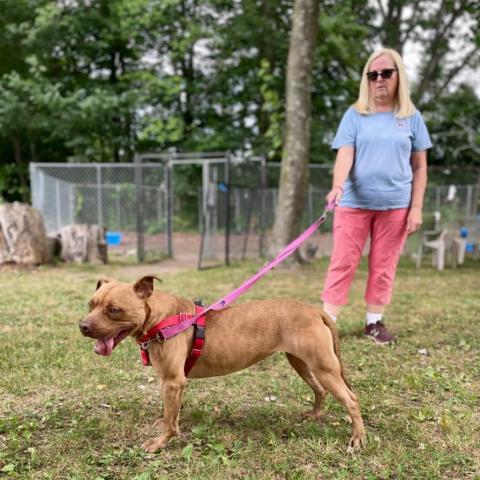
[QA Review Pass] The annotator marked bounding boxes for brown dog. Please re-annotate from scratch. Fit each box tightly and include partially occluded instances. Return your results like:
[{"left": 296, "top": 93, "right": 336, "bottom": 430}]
[{"left": 79, "top": 276, "right": 366, "bottom": 452}]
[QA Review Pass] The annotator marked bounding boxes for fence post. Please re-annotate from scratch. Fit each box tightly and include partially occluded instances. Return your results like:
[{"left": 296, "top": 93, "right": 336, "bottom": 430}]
[
  {"left": 308, "top": 185, "right": 313, "bottom": 225},
  {"left": 259, "top": 155, "right": 267, "bottom": 257},
  {"left": 96, "top": 165, "right": 103, "bottom": 227},
  {"left": 135, "top": 154, "right": 145, "bottom": 262},
  {"left": 166, "top": 159, "right": 173, "bottom": 258},
  {"left": 29, "top": 164, "right": 36, "bottom": 206},
  {"left": 225, "top": 153, "right": 231, "bottom": 266},
  {"left": 203, "top": 161, "right": 210, "bottom": 259},
  {"left": 55, "top": 178, "right": 61, "bottom": 231}
]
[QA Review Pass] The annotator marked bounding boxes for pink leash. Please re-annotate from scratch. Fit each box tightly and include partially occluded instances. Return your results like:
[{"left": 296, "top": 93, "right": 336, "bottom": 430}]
[{"left": 160, "top": 201, "right": 336, "bottom": 340}]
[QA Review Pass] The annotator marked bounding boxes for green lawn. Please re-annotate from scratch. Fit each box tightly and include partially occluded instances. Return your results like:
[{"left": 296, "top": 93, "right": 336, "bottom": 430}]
[{"left": 0, "top": 258, "right": 479, "bottom": 479}]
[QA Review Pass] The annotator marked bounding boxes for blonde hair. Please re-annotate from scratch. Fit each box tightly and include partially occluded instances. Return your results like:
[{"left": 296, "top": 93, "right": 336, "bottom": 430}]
[{"left": 353, "top": 48, "right": 415, "bottom": 118}]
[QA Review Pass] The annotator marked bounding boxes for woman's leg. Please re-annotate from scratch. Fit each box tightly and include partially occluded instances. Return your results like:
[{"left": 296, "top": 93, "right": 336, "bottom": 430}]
[
  {"left": 364, "top": 208, "right": 409, "bottom": 343},
  {"left": 365, "top": 208, "right": 409, "bottom": 305},
  {"left": 321, "top": 207, "right": 372, "bottom": 318}
]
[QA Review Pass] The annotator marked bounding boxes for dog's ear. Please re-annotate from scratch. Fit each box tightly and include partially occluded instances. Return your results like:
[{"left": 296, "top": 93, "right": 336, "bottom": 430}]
[
  {"left": 133, "top": 275, "right": 161, "bottom": 299},
  {"left": 96, "top": 277, "right": 115, "bottom": 290}
]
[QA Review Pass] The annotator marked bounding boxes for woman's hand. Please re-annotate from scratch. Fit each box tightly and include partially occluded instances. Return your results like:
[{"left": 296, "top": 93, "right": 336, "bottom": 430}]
[
  {"left": 406, "top": 206, "right": 422, "bottom": 235},
  {"left": 325, "top": 185, "right": 343, "bottom": 206}
]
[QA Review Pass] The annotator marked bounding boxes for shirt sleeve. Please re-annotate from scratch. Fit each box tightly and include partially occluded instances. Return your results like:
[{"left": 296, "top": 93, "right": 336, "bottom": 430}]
[
  {"left": 331, "top": 107, "right": 357, "bottom": 150},
  {"left": 412, "top": 110, "right": 432, "bottom": 151}
]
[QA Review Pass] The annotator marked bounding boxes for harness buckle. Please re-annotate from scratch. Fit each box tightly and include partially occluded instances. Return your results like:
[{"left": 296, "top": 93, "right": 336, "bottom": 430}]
[
  {"left": 195, "top": 325, "right": 206, "bottom": 340},
  {"left": 140, "top": 341, "right": 150, "bottom": 351}
]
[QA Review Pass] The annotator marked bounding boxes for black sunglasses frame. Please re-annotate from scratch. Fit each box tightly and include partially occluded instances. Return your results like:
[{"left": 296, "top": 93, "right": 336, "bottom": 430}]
[{"left": 366, "top": 68, "right": 397, "bottom": 81}]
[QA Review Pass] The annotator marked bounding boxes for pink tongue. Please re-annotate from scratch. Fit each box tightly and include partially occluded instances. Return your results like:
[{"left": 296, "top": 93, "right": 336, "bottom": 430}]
[{"left": 94, "top": 338, "right": 115, "bottom": 356}]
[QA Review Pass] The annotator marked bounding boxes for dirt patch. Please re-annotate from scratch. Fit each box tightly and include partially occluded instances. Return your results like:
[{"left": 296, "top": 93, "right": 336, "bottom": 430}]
[{"left": 109, "top": 230, "right": 333, "bottom": 268}]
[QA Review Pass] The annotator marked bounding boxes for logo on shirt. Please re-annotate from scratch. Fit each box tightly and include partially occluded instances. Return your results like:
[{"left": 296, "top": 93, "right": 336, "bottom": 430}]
[{"left": 396, "top": 119, "right": 407, "bottom": 128}]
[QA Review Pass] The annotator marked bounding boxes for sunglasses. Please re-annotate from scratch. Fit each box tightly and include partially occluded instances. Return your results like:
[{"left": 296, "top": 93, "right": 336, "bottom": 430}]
[{"left": 366, "top": 68, "right": 397, "bottom": 81}]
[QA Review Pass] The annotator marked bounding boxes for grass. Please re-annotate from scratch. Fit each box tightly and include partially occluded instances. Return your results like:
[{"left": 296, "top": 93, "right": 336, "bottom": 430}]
[{"left": 0, "top": 257, "right": 479, "bottom": 479}]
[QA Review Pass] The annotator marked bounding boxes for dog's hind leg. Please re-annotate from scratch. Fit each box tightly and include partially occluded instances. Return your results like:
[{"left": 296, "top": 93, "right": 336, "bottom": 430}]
[
  {"left": 286, "top": 353, "right": 327, "bottom": 420},
  {"left": 310, "top": 367, "right": 366, "bottom": 449},
  {"left": 142, "top": 376, "right": 187, "bottom": 453}
]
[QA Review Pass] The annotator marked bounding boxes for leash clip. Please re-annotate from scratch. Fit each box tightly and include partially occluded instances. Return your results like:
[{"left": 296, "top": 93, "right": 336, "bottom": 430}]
[
  {"left": 140, "top": 331, "right": 165, "bottom": 351},
  {"left": 155, "top": 332, "right": 166, "bottom": 343}
]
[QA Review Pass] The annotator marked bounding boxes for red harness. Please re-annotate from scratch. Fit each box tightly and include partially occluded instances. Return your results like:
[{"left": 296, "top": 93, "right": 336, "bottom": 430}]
[{"left": 137, "top": 305, "right": 206, "bottom": 376}]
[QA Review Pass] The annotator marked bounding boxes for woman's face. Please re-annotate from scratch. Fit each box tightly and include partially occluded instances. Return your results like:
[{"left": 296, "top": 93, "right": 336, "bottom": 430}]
[{"left": 368, "top": 54, "right": 399, "bottom": 108}]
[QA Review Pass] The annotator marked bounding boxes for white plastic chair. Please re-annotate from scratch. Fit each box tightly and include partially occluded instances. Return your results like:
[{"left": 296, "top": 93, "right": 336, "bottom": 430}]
[
  {"left": 417, "top": 229, "right": 449, "bottom": 270},
  {"left": 415, "top": 211, "right": 448, "bottom": 270}
]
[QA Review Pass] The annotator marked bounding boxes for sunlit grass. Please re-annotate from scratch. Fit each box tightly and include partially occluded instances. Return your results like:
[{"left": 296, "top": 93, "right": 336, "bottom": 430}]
[{"left": 0, "top": 258, "right": 479, "bottom": 479}]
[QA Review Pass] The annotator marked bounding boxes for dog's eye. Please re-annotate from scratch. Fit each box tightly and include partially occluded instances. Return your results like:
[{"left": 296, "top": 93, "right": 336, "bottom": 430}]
[{"left": 108, "top": 307, "right": 121, "bottom": 315}]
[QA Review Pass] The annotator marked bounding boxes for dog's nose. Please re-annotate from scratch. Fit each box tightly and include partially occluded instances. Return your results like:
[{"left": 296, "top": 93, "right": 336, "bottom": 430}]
[{"left": 79, "top": 320, "right": 91, "bottom": 335}]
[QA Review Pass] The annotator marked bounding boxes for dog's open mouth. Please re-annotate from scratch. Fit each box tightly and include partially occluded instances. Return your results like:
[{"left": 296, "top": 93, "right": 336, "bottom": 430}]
[{"left": 94, "top": 329, "right": 131, "bottom": 356}]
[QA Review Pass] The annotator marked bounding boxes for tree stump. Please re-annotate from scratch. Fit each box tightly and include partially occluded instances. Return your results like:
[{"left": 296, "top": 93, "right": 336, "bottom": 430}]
[
  {"left": 58, "top": 224, "right": 107, "bottom": 264},
  {"left": 0, "top": 202, "right": 49, "bottom": 265}
]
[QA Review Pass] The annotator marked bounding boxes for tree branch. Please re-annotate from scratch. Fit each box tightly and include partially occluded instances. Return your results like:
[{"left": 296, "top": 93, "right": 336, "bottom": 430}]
[
  {"left": 376, "top": 0, "right": 386, "bottom": 21},
  {"left": 435, "top": 46, "right": 479, "bottom": 98},
  {"left": 415, "top": 0, "right": 468, "bottom": 100}
]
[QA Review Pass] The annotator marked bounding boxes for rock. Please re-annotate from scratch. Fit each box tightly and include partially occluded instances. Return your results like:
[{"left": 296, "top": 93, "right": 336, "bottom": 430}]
[
  {"left": 58, "top": 224, "right": 107, "bottom": 264},
  {"left": 0, "top": 202, "right": 49, "bottom": 265}
]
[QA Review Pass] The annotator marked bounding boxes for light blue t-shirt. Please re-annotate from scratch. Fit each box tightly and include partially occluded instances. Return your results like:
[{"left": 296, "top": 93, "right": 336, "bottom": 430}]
[{"left": 332, "top": 107, "right": 432, "bottom": 210}]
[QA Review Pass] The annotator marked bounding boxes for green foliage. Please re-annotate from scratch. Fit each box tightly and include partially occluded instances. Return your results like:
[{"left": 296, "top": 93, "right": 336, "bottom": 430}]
[
  {"left": 0, "top": 0, "right": 479, "bottom": 201},
  {"left": 310, "top": 2, "right": 372, "bottom": 162},
  {"left": 258, "top": 59, "right": 285, "bottom": 160},
  {"left": 427, "top": 85, "right": 480, "bottom": 171}
]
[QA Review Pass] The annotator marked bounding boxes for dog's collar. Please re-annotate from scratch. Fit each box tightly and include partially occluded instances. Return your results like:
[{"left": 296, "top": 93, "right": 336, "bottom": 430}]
[{"left": 137, "top": 305, "right": 206, "bottom": 371}]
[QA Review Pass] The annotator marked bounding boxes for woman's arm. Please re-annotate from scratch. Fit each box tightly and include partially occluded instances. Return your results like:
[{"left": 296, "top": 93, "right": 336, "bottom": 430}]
[
  {"left": 325, "top": 146, "right": 354, "bottom": 205},
  {"left": 407, "top": 150, "right": 428, "bottom": 234}
]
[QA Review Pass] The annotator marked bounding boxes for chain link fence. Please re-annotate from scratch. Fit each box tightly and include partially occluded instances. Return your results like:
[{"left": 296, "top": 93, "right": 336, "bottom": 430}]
[
  {"left": 30, "top": 157, "right": 479, "bottom": 266},
  {"left": 30, "top": 162, "right": 169, "bottom": 260}
]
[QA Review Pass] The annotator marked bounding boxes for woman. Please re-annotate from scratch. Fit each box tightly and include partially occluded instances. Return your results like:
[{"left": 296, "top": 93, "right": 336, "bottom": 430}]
[{"left": 321, "top": 48, "right": 431, "bottom": 344}]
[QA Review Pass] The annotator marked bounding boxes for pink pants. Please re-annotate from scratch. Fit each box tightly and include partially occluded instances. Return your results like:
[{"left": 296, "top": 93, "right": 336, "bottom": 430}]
[{"left": 321, "top": 207, "right": 409, "bottom": 306}]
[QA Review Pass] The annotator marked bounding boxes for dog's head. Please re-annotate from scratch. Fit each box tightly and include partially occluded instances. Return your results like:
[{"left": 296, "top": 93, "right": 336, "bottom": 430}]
[{"left": 79, "top": 275, "right": 160, "bottom": 356}]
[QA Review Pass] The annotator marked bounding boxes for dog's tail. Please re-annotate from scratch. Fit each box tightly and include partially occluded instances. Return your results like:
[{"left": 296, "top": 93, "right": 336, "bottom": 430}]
[{"left": 321, "top": 312, "right": 351, "bottom": 390}]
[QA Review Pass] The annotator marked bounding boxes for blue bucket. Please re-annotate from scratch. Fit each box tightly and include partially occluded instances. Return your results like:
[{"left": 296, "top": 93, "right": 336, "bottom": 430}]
[{"left": 106, "top": 231, "right": 122, "bottom": 246}]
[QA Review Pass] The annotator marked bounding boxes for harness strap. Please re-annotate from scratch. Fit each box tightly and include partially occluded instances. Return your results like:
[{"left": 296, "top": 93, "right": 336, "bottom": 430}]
[
  {"left": 138, "top": 305, "right": 206, "bottom": 373},
  {"left": 183, "top": 314, "right": 206, "bottom": 376}
]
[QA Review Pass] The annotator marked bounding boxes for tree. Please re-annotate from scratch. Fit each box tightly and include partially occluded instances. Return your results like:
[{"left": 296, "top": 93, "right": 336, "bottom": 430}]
[
  {"left": 270, "top": 0, "right": 319, "bottom": 259},
  {"left": 426, "top": 85, "right": 480, "bottom": 182},
  {"left": 28, "top": 0, "right": 152, "bottom": 162},
  {"left": 370, "top": 0, "right": 480, "bottom": 105},
  {"left": 0, "top": 0, "right": 479, "bottom": 204},
  {"left": 0, "top": 69, "right": 64, "bottom": 201}
]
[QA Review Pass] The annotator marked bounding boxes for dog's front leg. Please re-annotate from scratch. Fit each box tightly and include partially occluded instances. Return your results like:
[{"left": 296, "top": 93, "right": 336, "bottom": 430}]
[{"left": 142, "top": 376, "right": 186, "bottom": 453}]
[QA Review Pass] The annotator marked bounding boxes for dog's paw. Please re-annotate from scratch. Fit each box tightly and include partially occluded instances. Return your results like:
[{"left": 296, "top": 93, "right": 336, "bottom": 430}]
[
  {"left": 347, "top": 433, "right": 367, "bottom": 451},
  {"left": 142, "top": 436, "right": 169, "bottom": 453}
]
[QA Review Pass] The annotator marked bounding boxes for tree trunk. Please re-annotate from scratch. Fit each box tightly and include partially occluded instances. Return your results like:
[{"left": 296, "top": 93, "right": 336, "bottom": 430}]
[
  {"left": 380, "top": 0, "right": 405, "bottom": 55},
  {"left": 270, "top": 0, "right": 319, "bottom": 260}
]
